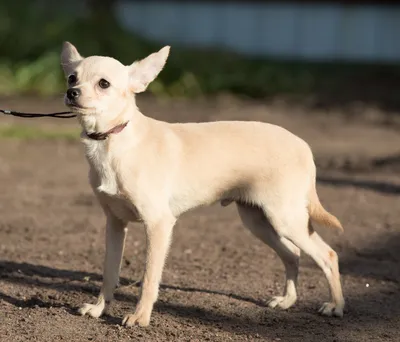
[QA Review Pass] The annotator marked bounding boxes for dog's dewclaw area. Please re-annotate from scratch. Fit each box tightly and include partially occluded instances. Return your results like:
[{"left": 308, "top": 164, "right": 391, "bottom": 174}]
[{"left": 0, "top": 96, "right": 399, "bottom": 342}]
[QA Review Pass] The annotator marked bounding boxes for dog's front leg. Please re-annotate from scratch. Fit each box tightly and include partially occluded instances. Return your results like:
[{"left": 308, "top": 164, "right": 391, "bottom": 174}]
[
  {"left": 79, "top": 211, "right": 127, "bottom": 318},
  {"left": 122, "top": 214, "right": 176, "bottom": 327}
]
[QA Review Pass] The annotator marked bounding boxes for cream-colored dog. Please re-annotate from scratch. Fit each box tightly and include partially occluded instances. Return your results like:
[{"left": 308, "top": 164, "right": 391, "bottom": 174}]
[{"left": 61, "top": 42, "right": 345, "bottom": 327}]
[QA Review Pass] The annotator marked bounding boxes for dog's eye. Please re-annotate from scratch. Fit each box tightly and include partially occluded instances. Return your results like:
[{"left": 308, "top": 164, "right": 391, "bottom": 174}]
[
  {"left": 99, "top": 79, "right": 110, "bottom": 89},
  {"left": 68, "top": 74, "right": 77, "bottom": 85}
]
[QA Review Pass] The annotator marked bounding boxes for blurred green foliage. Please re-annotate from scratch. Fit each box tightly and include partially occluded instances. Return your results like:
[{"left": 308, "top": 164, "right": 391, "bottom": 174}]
[{"left": 0, "top": 0, "right": 399, "bottom": 104}]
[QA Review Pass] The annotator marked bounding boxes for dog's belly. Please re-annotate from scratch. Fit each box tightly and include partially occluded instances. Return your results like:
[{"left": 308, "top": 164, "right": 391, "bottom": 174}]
[{"left": 102, "top": 193, "right": 141, "bottom": 222}]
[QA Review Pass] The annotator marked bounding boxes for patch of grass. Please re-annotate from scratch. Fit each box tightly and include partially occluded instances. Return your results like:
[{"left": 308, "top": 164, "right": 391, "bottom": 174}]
[{"left": 0, "top": 125, "right": 80, "bottom": 141}]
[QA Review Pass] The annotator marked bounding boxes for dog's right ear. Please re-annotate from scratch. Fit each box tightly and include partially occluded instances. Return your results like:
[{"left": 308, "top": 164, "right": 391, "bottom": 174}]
[{"left": 61, "top": 42, "right": 83, "bottom": 75}]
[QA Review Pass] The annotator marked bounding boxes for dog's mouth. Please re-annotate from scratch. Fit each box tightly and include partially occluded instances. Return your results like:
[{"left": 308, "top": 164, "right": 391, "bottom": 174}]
[
  {"left": 68, "top": 103, "right": 83, "bottom": 110},
  {"left": 70, "top": 105, "right": 89, "bottom": 112},
  {"left": 65, "top": 99, "right": 94, "bottom": 114}
]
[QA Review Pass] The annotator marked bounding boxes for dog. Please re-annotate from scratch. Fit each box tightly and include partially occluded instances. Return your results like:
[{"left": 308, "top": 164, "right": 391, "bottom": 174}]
[{"left": 61, "top": 41, "right": 345, "bottom": 327}]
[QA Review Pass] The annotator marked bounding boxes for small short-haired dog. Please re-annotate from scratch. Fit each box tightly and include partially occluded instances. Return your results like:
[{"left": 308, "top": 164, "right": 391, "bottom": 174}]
[{"left": 61, "top": 42, "right": 345, "bottom": 327}]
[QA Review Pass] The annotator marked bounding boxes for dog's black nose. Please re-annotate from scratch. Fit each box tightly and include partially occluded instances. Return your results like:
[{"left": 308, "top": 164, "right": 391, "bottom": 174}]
[{"left": 67, "top": 88, "right": 81, "bottom": 100}]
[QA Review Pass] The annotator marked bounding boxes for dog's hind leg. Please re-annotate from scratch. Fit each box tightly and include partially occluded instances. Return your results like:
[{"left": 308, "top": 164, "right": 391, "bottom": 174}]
[
  {"left": 79, "top": 211, "right": 127, "bottom": 318},
  {"left": 237, "top": 203, "right": 300, "bottom": 310},
  {"left": 307, "top": 227, "right": 345, "bottom": 317},
  {"left": 266, "top": 205, "right": 345, "bottom": 317}
]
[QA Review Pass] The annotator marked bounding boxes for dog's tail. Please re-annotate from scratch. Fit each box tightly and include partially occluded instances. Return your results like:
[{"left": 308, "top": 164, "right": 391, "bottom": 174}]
[{"left": 308, "top": 182, "right": 343, "bottom": 233}]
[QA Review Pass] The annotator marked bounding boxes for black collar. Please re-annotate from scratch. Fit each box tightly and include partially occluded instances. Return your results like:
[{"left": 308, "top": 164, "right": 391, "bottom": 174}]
[{"left": 86, "top": 122, "right": 129, "bottom": 140}]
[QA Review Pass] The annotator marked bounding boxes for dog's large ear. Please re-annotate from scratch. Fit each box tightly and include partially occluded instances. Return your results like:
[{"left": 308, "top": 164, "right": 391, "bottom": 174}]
[
  {"left": 61, "top": 41, "right": 83, "bottom": 75},
  {"left": 127, "top": 46, "right": 170, "bottom": 93}
]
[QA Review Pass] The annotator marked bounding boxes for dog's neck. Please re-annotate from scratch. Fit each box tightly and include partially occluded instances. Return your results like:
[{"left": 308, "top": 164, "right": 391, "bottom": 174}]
[{"left": 78, "top": 101, "right": 143, "bottom": 141}]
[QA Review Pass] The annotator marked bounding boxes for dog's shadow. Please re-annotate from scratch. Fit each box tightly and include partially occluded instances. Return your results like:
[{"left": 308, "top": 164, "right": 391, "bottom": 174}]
[
  {"left": 0, "top": 260, "right": 265, "bottom": 306},
  {"left": 1, "top": 260, "right": 398, "bottom": 340}
]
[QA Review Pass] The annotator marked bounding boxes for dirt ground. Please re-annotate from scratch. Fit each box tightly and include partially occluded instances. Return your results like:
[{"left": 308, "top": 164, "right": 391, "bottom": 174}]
[{"left": 0, "top": 96, "right": 399, "bottom": 342}]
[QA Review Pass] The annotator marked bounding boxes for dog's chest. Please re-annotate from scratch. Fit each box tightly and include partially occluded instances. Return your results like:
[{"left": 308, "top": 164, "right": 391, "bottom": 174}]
[
  {"left": 84, "top": 140, "right": 139, "bottom": 221},
  {"left": 85, "top": 140, "right": 118, "bottom": 195}
]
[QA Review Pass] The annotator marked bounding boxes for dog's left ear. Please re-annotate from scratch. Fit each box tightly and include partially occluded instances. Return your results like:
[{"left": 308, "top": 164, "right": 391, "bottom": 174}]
[
  {"left": 127, "top": 46, "right": 170, "bottom": 93},
  {"left": 61, "top": 41, "right": 83, "bottom": 75}
]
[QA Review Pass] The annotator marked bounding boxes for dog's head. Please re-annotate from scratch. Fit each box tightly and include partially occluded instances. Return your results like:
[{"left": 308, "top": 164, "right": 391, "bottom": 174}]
[{"left": 60, "top": 42, "right": 170, "bottom": 116}]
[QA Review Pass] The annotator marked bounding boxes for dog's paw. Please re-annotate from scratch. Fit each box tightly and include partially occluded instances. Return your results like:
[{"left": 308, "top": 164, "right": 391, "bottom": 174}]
[
  {"left": 318, "top": 302, "right": 344, "bottom": 318},
  {"left": 267, "top": 295, "right": 297, "bottom": 310},
  {"left": 122, "top": 309, "right": 151, "bottom": 327},
  {"left": 78, "top": 302, "right": 105, "bottom": 318}
]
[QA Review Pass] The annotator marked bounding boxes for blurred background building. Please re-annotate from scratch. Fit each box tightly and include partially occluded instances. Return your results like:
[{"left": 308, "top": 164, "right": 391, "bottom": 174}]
[{"left": 117, "top": 0, "right": 400, "bottom": 62}]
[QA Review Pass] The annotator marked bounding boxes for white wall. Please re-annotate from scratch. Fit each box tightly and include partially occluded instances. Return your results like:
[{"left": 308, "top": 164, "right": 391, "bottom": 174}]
[{"left": 115, "top": 1, "right": 400, "bottom": 62}]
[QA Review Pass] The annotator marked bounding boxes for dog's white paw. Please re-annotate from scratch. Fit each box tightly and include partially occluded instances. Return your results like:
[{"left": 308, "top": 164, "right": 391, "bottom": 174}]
[
  {"left": 267, "top": 295, "right": 297, "bottom": 310},
  {"left": 122, "top": 309, "right": 151, "bottom": 327},
  {"left": 78, "top": 302, "right": 105, "bottom": 318},
  {"left": 318, "top": 302, "right": 344, "bottom": 317}
]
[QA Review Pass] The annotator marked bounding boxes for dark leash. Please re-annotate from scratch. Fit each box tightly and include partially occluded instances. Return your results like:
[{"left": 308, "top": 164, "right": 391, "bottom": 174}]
[
  {"left": 0, "top": 109, "right": 76, "bottom": 119},
  {"left": 1, "top": 108, "right": 128, "bottom": 140}
]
